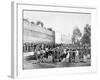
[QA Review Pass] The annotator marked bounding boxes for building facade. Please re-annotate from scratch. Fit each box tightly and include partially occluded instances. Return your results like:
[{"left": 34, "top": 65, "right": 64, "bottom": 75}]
[{"left": 23, "top": 19, "right": 55, "bottom": 52}]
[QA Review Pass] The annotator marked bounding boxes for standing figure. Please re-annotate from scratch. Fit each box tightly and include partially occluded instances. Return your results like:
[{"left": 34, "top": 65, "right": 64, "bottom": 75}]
[
  {"left": 66, "top": 50, "right": 70, "bottom": 63},
  {"left": 75, "top": 49, "right": 79, "bottom": 63}
]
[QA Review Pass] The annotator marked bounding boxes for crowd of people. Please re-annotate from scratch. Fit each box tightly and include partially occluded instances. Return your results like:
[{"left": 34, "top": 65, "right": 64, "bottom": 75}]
[{"left": 23, "top": 43, "right": 91, "bottom": 64}]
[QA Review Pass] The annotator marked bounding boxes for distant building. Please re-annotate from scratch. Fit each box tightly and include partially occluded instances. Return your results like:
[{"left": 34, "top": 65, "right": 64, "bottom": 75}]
[{"left": 55, "top": 31, "right": 72, "bottom": 44}]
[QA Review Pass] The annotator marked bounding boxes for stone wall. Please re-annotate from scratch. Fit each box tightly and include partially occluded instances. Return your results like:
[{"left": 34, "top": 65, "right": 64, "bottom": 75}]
[{"left": 23, "top": 20, "right": 55, "bottom": 44}]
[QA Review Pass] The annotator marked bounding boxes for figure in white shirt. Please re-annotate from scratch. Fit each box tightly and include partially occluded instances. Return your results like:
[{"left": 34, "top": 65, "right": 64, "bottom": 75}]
[
  {"left": 66, "top": 51, "right": 70, "bottom": 62},
  {"left": 75, "top": 49, "right": 79, "bottom": 63}
]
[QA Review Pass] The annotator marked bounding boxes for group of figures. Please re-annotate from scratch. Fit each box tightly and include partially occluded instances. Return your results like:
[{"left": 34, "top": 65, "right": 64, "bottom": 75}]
[{"left": 23, "top": 43, "right": 91, "bottom": 64}]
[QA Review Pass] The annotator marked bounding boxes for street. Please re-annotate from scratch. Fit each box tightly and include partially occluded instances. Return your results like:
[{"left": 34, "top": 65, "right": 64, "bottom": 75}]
[{"left": 23, "top": 60, "right": 91, "bottom": 69}]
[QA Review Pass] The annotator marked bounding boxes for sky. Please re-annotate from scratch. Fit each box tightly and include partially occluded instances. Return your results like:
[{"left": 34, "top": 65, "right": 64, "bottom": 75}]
[{"left": 24, "top": 10, "right": 91, "bottom": 43}]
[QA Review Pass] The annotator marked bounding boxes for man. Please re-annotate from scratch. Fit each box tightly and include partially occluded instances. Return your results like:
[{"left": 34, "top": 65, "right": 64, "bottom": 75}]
[
  {"left": 40, "top": 49, "right": 45, "bottom": 63},
  {"left": 75, "top": 49, "right": 79, "bottom": 63},
  {"left": 65, "top": 49, "right": 70, "bottom": 63}
]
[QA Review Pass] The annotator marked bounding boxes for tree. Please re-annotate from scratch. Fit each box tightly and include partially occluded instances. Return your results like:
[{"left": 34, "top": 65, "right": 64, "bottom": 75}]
[
  {"left": 81, "top": 24, "right": 91, "bottom": 46},
  {"left": 23, "top": 18, "right": 29, "bottom": 23},
  {"left": 31, "top": 21, "right": 35, "bottom": 24},
  {"left": 72, "top": 27, "right": 82, "bottom": 45},
  {"left": 36, "top": 21, "right": 44, "bottom": 27},
  {"left": 47, "top": 28, "right": 53, "bottom": 31}
]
